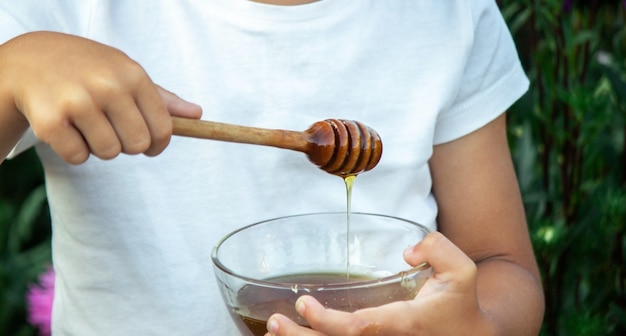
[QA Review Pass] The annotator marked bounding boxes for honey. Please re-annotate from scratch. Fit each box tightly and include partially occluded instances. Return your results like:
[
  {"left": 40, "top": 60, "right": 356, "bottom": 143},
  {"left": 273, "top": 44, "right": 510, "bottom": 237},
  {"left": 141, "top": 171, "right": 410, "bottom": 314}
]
[{"left": 230, "top": 272, "right": 424, "bottom": 336}]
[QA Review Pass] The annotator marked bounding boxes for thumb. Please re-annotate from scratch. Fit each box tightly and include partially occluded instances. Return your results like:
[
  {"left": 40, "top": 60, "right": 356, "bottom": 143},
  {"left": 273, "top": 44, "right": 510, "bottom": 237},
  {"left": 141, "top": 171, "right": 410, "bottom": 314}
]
[
  {"left": 156, "top": 85, "right": 203, "bottom": 119},
  {"left": 403, "top": 231, "right": 476, "bottom": 285}
]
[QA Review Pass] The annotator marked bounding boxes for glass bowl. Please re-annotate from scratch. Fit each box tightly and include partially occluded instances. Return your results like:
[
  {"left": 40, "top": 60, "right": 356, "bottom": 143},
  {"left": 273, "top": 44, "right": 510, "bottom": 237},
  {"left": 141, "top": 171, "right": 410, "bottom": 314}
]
[{"left": 211, "top": 212, "right": 432, "bottom": 336}]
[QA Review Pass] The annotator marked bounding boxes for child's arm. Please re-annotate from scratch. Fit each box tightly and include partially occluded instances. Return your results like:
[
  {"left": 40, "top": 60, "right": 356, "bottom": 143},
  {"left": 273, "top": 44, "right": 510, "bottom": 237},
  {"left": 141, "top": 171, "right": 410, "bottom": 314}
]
[
  {"left": 0, "top": 31, "right": 201, "bottom": 165},
  {"left": 425, "top": 112, "right": 544, "bottom": 335}
]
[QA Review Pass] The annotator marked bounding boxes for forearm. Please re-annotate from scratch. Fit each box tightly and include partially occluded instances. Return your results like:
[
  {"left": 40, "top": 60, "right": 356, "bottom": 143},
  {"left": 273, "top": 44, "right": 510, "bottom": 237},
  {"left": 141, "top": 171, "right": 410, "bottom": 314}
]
[
  {"left": 476, "top": 257, "right": 545, "bottom": 336},
  {"left": 0, "top": 41, "right": 29, "bottom": 163},
  {"left": 0, "top": 78, "right": 28, "bottom": 163}
]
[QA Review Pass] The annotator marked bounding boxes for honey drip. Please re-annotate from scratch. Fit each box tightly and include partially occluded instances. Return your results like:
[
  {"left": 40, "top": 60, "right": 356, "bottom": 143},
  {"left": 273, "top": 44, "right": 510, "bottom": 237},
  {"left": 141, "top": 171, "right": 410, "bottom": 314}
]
[{"left": 343, "top": 175, "right": 356, "bottom": 280}]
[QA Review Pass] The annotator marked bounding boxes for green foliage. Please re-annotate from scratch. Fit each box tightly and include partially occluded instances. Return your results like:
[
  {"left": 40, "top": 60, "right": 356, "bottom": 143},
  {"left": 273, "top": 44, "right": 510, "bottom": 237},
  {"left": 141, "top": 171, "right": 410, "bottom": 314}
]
[
  {"left": 500, "top": 0, "right": 626, "bottom": 334},
  {"left": 0, "top": 149, "right": 51, "bottom": 336}
]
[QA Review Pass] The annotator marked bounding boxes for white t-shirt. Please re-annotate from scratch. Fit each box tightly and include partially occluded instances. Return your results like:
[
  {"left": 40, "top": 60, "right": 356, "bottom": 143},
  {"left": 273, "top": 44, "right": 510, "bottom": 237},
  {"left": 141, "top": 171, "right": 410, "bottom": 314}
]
[{"left": 1, "top": 0, "right": 529, "bottom": 334}]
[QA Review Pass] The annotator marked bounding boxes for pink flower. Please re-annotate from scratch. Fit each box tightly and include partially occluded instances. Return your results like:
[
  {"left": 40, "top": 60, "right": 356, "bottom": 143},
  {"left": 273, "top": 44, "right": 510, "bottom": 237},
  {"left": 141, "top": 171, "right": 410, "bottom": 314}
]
[{"left": 26, "top": 266, "right": 55, "bottom": 336}]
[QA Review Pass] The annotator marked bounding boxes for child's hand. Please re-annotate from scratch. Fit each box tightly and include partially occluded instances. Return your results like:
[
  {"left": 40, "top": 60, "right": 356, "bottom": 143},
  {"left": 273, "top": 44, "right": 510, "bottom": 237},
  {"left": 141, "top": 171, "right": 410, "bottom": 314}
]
[
  {"left": 0, "top": 31, "right": 201, "bottom": 164},
  {"left": 264, "top": 232, "right": 495, "bottom": 336}
]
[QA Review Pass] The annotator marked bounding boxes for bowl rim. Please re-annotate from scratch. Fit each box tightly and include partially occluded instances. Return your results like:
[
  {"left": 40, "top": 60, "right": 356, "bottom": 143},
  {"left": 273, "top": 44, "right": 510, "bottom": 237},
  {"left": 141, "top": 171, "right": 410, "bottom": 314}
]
[{"left": 211, "top": 212, "right": 432, "bottom": 290}]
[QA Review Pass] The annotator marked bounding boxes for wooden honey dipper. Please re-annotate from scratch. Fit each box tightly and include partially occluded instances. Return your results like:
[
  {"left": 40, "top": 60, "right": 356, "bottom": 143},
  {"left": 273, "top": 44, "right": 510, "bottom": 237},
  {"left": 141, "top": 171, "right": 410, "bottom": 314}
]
[{"left": 171, "top": 116, "right": 382, "bottom": 177}]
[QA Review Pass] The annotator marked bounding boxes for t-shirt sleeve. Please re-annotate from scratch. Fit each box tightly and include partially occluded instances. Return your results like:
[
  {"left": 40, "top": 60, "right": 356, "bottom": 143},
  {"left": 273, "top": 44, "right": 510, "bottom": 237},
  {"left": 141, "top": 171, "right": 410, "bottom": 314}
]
[
  {"left": 433, "top": 0, "right": 529, "bottom": 145},
  {"left": 6, "top": 129, "right": 39, "bottom": 159}
]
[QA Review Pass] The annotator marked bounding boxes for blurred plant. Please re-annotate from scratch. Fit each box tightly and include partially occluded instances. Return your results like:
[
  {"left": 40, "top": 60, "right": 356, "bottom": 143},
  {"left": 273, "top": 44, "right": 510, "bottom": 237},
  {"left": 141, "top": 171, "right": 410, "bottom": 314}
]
[
  {"left": 499, "top": 0, "right": 626, "bottom": 335},
  {"left": 0, "top": 149, "right": 51, "bottom": 336}
]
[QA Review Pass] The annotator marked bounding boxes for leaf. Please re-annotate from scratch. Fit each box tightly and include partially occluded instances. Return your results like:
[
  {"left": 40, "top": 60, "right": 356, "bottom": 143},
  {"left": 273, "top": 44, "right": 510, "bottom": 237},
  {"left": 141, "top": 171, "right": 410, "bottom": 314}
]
[
  {"left": 501, "top": 2, "right": 532, "bottom": 35},
  {"left": 602, "top": 64, "right": 626, "bottom": 106},
  {"left": 0, "top": 201, "right": 16, "bottom": 253},
  {"left": 5, "top": 186, "right": 48, "bottom": 255},
  {"left": 509, "top": 8, "right": 532, "bottom": 35},
  {"left": 514, "top": 121, "right": 538, "bottom": 194},
  {"left": 15, "top": 185, "right": 47, "bottom": 242}
]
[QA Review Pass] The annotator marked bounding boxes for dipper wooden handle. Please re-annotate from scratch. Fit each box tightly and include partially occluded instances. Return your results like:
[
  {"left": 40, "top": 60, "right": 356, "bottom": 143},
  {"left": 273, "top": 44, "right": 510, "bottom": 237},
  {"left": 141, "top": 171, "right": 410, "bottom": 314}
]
[{"left": 172, "top": 116, "right": 382, "bottom": 177}]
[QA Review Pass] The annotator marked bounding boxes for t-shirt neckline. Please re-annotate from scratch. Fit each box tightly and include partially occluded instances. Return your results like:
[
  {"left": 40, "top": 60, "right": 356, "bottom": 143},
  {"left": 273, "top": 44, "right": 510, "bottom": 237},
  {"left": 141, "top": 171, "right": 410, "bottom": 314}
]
[{"left": 209, "top": 0, "right": 357, "bottom": 23}]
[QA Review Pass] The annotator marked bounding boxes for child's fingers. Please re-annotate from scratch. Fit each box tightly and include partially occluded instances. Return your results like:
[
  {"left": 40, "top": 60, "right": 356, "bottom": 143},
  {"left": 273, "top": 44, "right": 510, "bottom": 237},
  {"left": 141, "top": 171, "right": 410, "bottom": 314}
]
[
  {"left": 275, "top": 295, "right": 418, "bottom": 336},
  {"left": 104, "top": 95, "right": 151, "bottom": 155},
  {"left": 404, "top": 231, "right": 476, "bottom": 286},
  {"left": 156, "top": 85, "right": 202, "bottom": 119},
  {"left": 137, "top": 85, "right": 203, "bottom": 157},
  {"left": 45, "top": 123, "right": 90, "bottom": 164},
  {"left": 265, "top": 311, "right": 324, "bottom": 336}
]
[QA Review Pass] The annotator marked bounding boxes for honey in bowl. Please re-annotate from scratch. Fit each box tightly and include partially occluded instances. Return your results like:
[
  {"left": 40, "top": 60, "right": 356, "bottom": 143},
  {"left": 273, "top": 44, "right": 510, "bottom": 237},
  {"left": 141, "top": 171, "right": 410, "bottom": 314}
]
[
  {"left": 211, "top": 212, "right": 431, "bottom": 336},
  {"left": 232, "top": 272, "right": 424, "bottom": 335}
]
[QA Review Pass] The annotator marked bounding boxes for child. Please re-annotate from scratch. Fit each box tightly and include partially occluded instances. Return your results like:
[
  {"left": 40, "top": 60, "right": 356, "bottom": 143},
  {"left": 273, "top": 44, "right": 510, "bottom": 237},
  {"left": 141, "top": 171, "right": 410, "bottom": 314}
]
[{"left": 0, "top": 0, "right": 544, "bottom": 334}]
